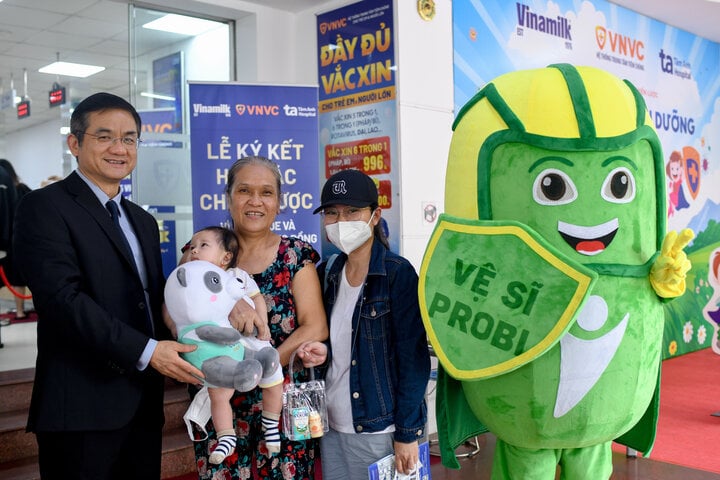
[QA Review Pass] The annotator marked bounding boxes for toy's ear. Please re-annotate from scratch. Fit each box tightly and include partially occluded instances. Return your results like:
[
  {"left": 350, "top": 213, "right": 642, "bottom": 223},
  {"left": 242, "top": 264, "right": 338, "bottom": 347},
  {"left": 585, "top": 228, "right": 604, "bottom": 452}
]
[
  {"left": 176, "top": 266, "right": 187, "bottom": 287},
  {"left": 222, "top": 274, "right": 246, "bottom": 300}
]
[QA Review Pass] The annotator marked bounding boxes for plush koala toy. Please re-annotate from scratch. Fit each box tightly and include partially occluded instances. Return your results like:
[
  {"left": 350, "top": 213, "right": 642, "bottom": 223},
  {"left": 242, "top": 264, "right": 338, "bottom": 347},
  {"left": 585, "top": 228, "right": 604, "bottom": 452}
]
[{"left": 165, "top": 260, "right": 278, "bottom": 391}]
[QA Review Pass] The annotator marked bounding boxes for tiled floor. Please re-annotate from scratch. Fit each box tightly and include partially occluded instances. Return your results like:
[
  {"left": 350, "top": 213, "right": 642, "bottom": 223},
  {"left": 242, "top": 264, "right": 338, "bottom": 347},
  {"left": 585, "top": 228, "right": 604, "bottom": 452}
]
[{"left": 0, "top": 290, "right": 36, "bottom": 372}]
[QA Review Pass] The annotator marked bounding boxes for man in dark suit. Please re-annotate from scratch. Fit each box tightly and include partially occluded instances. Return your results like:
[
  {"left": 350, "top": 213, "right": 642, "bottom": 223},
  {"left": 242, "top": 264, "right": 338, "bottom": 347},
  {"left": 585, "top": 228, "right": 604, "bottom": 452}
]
[{"left": 12, "top": 92, "right": 204, "bottom": 480}]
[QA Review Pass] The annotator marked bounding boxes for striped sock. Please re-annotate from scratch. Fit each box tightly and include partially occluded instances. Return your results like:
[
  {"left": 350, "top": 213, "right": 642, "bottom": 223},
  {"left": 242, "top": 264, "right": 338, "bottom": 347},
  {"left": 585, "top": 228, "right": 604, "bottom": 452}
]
[
  {"left": 262, "top": 413, "right": 281, "bottom": 454},
  {"left": 209, "top": 432, "right": 236, "bottom": 465}
]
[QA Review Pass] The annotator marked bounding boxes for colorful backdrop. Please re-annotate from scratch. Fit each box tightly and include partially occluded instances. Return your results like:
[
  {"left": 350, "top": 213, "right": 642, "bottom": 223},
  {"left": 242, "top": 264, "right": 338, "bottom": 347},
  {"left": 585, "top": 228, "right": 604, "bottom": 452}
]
[{"left": 453, "top": 0, "right": 720, "bottom": 358}]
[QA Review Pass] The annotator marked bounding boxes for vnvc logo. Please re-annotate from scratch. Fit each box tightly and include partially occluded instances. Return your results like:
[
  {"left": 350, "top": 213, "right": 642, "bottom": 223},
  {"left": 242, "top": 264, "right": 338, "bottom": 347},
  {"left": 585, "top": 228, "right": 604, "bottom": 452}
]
[
  {"left": 595, "top": 26, "right": 644, "bottom": 60},
  {"left": 235, "top": 104, "right": 280, "bottom": 116},
  {"left": 319, "top": 17, "right": 347, "bottom": 35}
]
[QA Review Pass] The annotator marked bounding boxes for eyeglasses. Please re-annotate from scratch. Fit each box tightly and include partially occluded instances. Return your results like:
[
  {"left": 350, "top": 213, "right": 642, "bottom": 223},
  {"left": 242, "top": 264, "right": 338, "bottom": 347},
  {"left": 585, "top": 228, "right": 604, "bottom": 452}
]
[
  {"left": 321, "top": 206, "right": 370, "bottom": 221},
  {"left": 83, "top": 132, "right": 142, "bottom": 149}
]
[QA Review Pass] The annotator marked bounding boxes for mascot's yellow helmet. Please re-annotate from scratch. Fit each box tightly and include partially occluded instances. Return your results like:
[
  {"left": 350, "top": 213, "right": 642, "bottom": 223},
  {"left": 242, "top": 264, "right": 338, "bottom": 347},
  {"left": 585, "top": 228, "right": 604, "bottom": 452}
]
[{"left": 445, "top": 63, "right": 666, "bottom": 251}]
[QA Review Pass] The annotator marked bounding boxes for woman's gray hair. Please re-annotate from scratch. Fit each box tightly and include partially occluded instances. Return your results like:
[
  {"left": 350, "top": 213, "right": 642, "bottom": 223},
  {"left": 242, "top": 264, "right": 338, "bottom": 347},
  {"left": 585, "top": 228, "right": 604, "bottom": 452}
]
[{"left": 224, "top": 156, "right": 282, "bottom": 199}]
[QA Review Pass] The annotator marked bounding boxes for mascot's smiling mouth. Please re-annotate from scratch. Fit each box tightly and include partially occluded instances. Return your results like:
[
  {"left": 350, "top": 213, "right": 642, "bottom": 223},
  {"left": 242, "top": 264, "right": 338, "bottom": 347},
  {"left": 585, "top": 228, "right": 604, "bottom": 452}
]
[{"left": 558, "top": 218, "right": 618, "bottom": 256}]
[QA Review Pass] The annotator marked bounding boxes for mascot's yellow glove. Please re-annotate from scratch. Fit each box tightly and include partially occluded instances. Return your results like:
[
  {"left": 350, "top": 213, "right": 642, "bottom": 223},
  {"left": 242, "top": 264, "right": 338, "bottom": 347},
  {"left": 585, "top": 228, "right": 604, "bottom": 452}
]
[{"left": 650, "top": 228, "right": 694, "bottom": 298}]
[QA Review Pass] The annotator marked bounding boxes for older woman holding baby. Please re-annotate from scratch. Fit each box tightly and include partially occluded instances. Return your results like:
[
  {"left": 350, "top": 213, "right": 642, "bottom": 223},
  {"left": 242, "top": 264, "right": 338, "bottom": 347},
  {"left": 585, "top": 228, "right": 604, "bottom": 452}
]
[{"left": 192, "top": 156, "right": 327, "bottom": 480}]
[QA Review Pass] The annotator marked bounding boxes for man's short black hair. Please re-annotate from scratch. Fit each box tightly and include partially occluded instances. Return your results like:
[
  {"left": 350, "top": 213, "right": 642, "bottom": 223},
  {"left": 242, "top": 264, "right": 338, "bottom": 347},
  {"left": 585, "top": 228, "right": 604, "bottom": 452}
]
[{"left": 70, "top": 92, "right": 142, "bottom": 144}]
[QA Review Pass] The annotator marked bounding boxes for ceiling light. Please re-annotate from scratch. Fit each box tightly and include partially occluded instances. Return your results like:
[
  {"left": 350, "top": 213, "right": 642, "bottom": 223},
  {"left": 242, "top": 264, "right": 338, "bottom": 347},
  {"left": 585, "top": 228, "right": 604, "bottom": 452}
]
[
  {"left": 38, "top": 61, "right": 105, "bottom": 78},
  {"left": 143, "top": 14, "right": 220, "bottom": 35},
  {"left": 141, "top": 91, "right": 176, "bottom": 101}
]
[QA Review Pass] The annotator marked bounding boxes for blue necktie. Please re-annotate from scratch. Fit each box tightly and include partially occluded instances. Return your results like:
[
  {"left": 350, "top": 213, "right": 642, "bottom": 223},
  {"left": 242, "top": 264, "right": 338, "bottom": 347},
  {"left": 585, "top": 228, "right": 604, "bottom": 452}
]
[{"left": 106, "top": 200, "right": 154, "bottom": 335}]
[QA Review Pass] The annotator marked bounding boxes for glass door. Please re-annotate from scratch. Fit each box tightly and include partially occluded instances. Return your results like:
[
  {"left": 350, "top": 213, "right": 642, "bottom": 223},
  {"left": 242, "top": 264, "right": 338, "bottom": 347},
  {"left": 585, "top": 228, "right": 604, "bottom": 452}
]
[{"left": 129, "top": 5, "right": 233, "bottom": 275}]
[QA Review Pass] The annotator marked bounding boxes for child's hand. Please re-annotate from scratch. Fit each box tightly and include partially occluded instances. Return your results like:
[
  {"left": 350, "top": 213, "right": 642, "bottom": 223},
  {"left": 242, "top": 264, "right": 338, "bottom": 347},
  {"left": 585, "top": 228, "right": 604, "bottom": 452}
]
[{"left": 296, "top": 341, "right": 328, "bottom": 367}]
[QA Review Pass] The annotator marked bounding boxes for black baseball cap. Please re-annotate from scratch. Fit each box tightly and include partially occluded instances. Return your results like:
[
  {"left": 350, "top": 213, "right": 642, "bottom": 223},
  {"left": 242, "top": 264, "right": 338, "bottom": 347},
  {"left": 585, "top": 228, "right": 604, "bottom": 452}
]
[{"left": 313, "top": 169, "right": 378, "bottom": 214}]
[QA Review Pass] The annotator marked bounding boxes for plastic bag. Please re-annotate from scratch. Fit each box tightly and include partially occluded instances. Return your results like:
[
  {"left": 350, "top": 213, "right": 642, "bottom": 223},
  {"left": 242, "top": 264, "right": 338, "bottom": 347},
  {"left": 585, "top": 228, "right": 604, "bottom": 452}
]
[
  {"left": 282, "top": 351, "right": 329, "bottom": 441},
  {"left": 368, "top": 441, "right": 431, "bottom": 480}
]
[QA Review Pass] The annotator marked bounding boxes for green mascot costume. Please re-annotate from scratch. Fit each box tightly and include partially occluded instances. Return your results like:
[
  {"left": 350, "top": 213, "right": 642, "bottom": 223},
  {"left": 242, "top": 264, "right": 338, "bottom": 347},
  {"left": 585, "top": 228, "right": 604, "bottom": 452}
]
[{"left": 419, "top": 64, "right": 693, "bottom": 479}]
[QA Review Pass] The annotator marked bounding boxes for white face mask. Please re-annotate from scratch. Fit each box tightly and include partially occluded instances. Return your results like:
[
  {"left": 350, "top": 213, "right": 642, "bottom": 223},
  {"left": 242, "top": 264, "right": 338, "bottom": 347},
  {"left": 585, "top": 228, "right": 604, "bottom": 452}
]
[
  {"left": 183, "top": 386, "right": 211, "bottom": 441},
  {"left": 325, "top": 213, "right": 374, "bottom": 254}
]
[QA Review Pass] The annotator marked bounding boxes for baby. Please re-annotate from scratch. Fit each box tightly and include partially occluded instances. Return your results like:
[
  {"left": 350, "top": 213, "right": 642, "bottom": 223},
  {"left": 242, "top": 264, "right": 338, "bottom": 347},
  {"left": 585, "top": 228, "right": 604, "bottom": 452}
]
[{"left": 171, "top": 226, "right": 284, "bottom": 463}]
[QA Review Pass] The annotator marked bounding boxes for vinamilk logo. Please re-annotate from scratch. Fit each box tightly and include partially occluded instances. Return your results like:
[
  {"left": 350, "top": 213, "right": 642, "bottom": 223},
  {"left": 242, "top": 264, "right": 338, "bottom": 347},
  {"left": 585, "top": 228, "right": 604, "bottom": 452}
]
[
  {"left": 515, "top": 2, "right": 572, "bottom": 40},
  {"left": 192, "top": 103, "right": 231, "bottom": 117}
]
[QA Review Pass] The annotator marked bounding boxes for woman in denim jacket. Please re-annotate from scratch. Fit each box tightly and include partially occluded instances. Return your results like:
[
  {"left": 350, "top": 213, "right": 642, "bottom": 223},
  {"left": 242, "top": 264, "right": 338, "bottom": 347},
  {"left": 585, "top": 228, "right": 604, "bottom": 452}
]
[{"left": 298, "top": 169, "right": 430, "bottom": 480}]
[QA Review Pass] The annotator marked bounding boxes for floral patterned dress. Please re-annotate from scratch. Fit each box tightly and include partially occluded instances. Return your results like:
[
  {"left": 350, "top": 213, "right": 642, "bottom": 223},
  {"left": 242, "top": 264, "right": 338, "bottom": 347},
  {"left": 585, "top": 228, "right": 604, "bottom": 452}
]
[{"left": 192, "top": 236, "right": 321, "bottom": 480}]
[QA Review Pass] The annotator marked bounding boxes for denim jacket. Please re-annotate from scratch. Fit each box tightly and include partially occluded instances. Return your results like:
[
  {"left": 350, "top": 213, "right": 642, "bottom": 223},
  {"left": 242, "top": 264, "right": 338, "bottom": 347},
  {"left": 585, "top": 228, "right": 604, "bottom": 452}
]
[{"left": 317, "top": 239, "right": 430, "bottom": 443}]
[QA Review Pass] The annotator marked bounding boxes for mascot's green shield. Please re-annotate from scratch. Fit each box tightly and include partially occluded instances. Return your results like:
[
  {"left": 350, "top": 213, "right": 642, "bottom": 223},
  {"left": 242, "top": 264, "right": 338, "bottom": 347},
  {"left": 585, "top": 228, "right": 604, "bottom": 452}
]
[{"left": 419, "top": 214, "right": 598, "bottom": 380}]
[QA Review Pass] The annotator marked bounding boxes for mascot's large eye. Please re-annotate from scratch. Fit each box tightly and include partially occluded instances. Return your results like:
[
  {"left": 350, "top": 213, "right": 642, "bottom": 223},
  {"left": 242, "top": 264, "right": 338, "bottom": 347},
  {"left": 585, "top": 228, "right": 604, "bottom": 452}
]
[
  {"left": 203, "top": 271, "right": 223, "bottom": 293},
  {"left": 533, "top": 168, "right": 577, "bottom": 205},
  {"left": 601, "top": 167, "right": 635, "bottom": 203}
]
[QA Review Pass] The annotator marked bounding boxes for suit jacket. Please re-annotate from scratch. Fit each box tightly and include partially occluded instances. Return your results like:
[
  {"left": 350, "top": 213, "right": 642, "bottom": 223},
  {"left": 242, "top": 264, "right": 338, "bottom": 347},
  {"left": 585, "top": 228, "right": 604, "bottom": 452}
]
[{"left": 13, "top": 171, "right": 169, "bottom": 432}]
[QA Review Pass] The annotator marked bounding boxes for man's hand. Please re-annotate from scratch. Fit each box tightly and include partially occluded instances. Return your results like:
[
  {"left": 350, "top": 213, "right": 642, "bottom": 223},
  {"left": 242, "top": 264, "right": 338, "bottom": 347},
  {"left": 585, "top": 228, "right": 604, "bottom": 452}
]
[
  {"left": 229, "top": 299, "right": 270, "bottom": 340},
  {"left": 650, "top": 229, "right": 694, "bottom": 298},
  {"left": 149, "top": 341, "right": 204, "bottom": 385}
]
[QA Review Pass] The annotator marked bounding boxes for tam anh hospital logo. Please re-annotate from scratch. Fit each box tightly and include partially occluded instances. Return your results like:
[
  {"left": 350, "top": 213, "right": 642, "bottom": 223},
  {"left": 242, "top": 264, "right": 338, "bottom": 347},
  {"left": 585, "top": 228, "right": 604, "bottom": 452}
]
[
  {"left": 283, "top": 105, "right": 318, "bottom": 117},
  {"left": 659, "top": 49, "right": 693, "bottom": 80}
]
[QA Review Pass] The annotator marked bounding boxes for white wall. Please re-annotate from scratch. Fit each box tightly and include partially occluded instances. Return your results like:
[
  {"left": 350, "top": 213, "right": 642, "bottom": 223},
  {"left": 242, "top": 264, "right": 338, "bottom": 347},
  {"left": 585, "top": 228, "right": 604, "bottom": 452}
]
[
  {"left": 4, "top": 117, "right": 65, "bottom": 190},
  {"left": 162, "top": 0, "right": 300, "bottom": 84},
  {"left": 395, "top": 0, "right": 453, "bottom": 269},
  {"left": 394, "top": 0, "right": 453, "bottom": 438}
]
